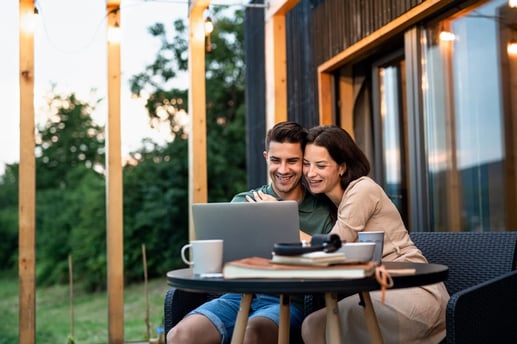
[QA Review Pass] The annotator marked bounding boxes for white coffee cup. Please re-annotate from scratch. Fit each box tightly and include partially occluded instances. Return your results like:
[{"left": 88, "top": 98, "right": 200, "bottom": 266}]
[
  {"left": 358, "top": 231, "right": 384, "bottom": 264},
  {"left": 181, "top": 239, "right": 223, "bottom": 276}
]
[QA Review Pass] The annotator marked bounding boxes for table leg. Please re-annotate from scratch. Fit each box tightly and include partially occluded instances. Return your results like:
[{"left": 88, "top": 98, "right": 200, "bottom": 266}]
[
  {"left": 278, "top": 294, "right": 290, "bottom": 344},
  {"left": 324, "top": 292, "right": 342, "bottom": 344},
  {"left": 360, "top": 291, "right": 383, "bottom": 344},
  {"left": 231, "top": 293, "right": 253, "bottom": 344}
]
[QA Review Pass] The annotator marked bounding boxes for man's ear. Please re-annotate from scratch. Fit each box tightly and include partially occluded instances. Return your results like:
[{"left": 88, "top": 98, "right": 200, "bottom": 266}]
[{"left": 263, "top": 151, "right": 268, "bottom": 160}]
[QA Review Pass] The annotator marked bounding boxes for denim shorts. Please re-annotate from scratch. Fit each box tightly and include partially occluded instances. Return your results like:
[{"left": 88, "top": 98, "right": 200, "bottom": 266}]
[{"left": 187, "top": 293, "right": 304, "bottom": 344}]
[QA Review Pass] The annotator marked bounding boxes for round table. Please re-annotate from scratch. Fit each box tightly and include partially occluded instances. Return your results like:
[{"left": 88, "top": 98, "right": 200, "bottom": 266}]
[{"left": 167, "top": 261, "right": 448, "bottom": 344}]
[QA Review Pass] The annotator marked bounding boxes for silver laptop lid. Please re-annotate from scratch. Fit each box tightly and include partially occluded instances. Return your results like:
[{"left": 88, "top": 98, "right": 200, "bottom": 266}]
[{"left": 192, "top": 201, "right": 300, "bottom": 262}]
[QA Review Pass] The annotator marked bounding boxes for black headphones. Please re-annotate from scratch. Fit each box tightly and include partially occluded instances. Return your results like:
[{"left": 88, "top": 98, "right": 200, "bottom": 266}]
[{"left": 273, "top": 234, "right": 343, "bottom": 256}]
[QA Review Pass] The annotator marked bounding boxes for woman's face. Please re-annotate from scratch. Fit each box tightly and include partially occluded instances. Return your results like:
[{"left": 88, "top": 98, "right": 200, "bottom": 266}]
[{"left": 303, "top": 143, "right": 344, "bottom": 197}]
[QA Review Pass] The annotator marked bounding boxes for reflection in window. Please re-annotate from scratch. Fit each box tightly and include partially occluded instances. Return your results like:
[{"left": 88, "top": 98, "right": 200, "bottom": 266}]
[
  {"left": 378, "top": 63, "right": 407, "bottom": 223},
  {"left": 421, "top": 0, "right": 516, "bottom": 231}
]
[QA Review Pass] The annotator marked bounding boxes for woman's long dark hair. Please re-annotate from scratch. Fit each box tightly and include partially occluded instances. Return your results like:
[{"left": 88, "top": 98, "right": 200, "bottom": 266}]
[{"left": 306, "top": 125, "right": 370, "bottom": 191}]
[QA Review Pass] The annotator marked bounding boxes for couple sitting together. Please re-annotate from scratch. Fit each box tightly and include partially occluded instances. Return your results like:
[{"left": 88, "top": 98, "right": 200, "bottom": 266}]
[{"left": 167, "top": 121, "right": 449, "bottom": 344}]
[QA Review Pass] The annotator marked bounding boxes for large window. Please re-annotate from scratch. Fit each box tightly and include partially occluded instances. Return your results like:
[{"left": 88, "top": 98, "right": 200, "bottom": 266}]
[{"left": 421, "top": 0, "right": 517, "bottom": 231}]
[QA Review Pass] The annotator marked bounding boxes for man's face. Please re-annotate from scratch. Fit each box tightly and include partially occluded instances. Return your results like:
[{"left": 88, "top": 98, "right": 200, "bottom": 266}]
[{"left": 264, "top": 141, "right": 304, "bottom": 198}]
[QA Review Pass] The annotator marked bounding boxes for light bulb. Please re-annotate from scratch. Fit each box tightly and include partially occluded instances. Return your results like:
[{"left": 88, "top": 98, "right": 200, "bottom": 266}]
[
  {"left": 108, "top": 24, "right": 121, "bottom": 43},
  {"left": 507, "top": 42, "right": 517, "bottom": 55},
  {"left": 439, "top": 30, "right": 455, "bottom": 42},
  {"left": 204, "top": 17, "right": 214, "bottom": 36},
  {"left": 20, "top": 8, "right": 40, "bottom": 33}
]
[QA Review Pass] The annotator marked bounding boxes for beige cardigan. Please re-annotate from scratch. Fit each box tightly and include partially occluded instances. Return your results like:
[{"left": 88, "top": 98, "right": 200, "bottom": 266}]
[{"left": 330, "top": 176, "right": 450, "bottom": 343}]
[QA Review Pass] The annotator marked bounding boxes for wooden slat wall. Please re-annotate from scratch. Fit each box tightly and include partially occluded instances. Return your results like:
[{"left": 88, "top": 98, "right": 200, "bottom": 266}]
[
  {"left": 244, "top": 0, "right": 436, "bottom": 179},
  {"left": 310, "top": 0, "right": 423, "bottom": 67},
  {"left": 246, "top": 0, "right": 426, "bottom": 124}
]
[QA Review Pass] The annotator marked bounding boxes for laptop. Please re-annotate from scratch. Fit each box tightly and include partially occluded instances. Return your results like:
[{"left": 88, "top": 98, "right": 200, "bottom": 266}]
[{"left": 192, "top": 201, "right": 300, "bottom": 262}]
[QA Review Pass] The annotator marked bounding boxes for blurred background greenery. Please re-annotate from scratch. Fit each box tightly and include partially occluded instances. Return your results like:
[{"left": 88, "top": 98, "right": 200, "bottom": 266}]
[{"left": 0, "top": 9, "right": 247, "bottom": 343}]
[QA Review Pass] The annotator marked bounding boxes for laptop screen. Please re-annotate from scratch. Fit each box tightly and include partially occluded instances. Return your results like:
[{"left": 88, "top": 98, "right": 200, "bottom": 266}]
[{"left": 192, "top": 201, "right": 300, "bottom": 262}]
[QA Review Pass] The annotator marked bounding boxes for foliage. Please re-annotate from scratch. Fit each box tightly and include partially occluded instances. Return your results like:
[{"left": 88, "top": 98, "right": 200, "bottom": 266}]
[
  {"left": 0, "top": 8, "right": 247, "bottom": 292},
  {"left": 0, "top": 164, "right": 19, "bottom": 269},
  {"left": 123, "top": 139, "right": 189, "bottom": 284},
  {"left": 129, "top": 8, "right": 247, "bottom": 202},
  {"left": 33, "top": 93, "right": 107, "bottom": 288},
  {"left": 35, "top": 92, "right": 105, "bottom": 189}
]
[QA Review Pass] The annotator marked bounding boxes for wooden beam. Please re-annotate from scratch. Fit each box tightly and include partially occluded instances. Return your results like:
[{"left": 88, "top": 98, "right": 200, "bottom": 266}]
[
  {"left": 318, "top": 0, "right": 454, "bottom": 72},
  {"left": 264, "top": 0, "right": 299, "bottom": 130},
  {"left": 265, "top": 0, "right": 300, "bottom": 20},
  {"left": 18, "top": 1, "right": 36, "bottom": 343},
  {"left": 106, "top": 2, "right": 124, "bottom": 343},
  {"left": 317, "top": 71, "right": 333, "bottom": 124},
  {"left": 317, "top": 0, "right": 454, "bottom": 124},
  {"left": 338, "top": 67, "right": 354, "bottom": 134},
  {"left": 189, "top": 0, "right": 210, "bottom": 240}
]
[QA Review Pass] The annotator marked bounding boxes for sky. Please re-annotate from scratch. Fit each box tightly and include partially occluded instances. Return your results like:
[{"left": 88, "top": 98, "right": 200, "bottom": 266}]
[{"left": 0, "top": 0, "right": 193, "bottom": 175}]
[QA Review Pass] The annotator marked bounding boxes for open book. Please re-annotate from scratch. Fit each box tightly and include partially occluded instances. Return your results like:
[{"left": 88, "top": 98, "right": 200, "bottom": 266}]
[{"left": 223, "top": 257, "right": 377, "bottom": 279}]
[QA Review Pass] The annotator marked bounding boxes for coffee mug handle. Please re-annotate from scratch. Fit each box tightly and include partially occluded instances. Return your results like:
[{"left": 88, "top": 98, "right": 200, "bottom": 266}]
[{"left": 181, "top": 244, "right": 193, "bottom": 266}]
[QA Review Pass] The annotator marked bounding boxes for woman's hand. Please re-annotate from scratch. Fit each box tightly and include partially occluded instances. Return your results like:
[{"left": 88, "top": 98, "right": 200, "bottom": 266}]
[{"left": 245, "top": 190, "right": 278, "bottom": 202}]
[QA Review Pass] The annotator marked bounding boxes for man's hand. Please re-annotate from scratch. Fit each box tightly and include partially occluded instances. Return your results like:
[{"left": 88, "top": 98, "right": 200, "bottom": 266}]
[
  {"left": 245, "top": 190, "right": 278, "bottom": 202},
  {"left": 300, "top": 231, "right": 312, "bottom": 243}
]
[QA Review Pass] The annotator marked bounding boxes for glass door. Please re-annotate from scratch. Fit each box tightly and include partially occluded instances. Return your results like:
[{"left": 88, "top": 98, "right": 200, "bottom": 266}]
[{"left": 372, "top": 53, "right": 409, "bottom": 226}]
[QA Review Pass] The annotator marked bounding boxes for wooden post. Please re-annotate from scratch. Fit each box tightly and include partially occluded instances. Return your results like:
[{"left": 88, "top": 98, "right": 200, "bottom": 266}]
[
  {"left": 264, "top": 0, "right": 299, "bottom": 128},
  {"left": 188, "top": 0, "right": 210, "bottom": 240},
  {"left": 18, "top": 1, "right": 36, "bottom": 343},
  {"left": 106, "top": 1, "right": 124, "bottom": 343},
  {"left": 69, "top": 255, "right": 75, "bottom": 339}
]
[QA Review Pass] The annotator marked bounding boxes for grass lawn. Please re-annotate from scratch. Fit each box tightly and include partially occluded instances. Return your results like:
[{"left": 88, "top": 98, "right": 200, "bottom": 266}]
[{"left": 0, "top": 272, "right": 170, "bottom": 344}]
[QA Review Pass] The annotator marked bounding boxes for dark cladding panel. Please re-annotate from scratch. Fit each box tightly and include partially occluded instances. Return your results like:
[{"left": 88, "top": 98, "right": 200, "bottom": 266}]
[{"left": 244, "top": 6, "right": 267, "bottom": 189}]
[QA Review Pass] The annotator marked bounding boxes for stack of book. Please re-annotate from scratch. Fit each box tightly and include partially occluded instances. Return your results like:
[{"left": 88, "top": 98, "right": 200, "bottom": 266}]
[{"left": 222, "top": 254, "right": 377, "bottom": 280}]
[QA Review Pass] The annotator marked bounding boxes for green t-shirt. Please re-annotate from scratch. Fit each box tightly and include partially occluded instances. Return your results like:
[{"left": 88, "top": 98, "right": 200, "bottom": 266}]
[
  {"left": 231, "top": 184, "right": 334, "bottom": 312},
  {"left": 231, "top": 183, "right": 334, "bottom": 236}
]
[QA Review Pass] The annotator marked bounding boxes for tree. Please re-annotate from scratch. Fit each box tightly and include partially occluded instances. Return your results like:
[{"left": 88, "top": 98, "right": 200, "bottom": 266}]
[
  {"left": 34, "top": 92, "right": 107, "bottom": 287},
  {"left": 122, "top": 139, "right": 189, "bottom": 283},
  {"left": 129, "top": 8, "right": 247, "bottom": 203},
  {"left": 35, "top": 92, "right": 105, "bottom": 190},
  {"left": 124, "top": 8, "right": 248, "bottom": 277},
  {"left": 0, "top": 9, "right": 249, "bottom": 289},
  {"left": 0, "top": 163, "right": 19, "bottom": 270}
]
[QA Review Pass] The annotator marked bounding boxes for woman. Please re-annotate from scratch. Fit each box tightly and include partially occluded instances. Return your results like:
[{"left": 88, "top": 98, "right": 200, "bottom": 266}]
[{"left": 301, "top": 125, "right": 449, "bottom": 344}]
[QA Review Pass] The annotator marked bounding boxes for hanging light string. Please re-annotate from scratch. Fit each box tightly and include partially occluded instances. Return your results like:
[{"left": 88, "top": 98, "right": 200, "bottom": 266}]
[{"left": 32, "top": 0, "right": 265, "bottom": 55}]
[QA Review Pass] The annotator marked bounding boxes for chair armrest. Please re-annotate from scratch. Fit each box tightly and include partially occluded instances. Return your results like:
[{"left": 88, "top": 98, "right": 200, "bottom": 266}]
[
  {"left": 163, "top": 288, "right": 210, "bottom": 337},
  {"left": 446, "top": 269, "right": 517, "bottom": 344}
]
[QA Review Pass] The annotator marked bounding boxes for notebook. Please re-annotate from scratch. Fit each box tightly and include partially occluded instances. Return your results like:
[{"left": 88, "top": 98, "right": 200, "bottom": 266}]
[{"left": 192, "top": 201, "right": 300, "bottom": 262}]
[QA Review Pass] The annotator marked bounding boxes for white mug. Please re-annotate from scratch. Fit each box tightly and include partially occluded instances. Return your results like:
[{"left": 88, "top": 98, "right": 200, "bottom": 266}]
[
  {"left": 180, "top": 239, "right": 223, "bottom": 276},
  {"left": 358, "top": 231, "right": 384, "bottom": 264}
]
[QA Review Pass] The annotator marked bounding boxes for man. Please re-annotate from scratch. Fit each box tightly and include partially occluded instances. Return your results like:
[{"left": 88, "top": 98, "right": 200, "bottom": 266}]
[{"left": 167, "top": 121, "right": 334, "bottom": 344}]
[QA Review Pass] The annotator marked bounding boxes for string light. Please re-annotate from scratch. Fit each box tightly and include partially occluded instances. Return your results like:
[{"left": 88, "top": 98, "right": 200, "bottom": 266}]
[
  {"left": 507, "top": 41, "right": 517, "bottom": 55},
  {"left": 204, "top": 17, "right": 214, "bottom": 35},
  {"left": 20, "top": 5, "right": 40, "bottom": 33},
  {"left": 108, "top": 22, "right": 122, "bottom": 43},
  {"left": 107, "top": 5, "right": 121, "bottom": 44},
  {"left": 439, "top": 30, "right": 455, "bottom": 42},
  {"left": 204, "top": 16, "right": 213, "bottom": 52}
]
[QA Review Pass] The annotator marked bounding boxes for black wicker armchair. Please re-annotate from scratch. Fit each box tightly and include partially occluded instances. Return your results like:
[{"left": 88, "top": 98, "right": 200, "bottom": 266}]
[
  {"left": 410, "top": 231, "right": 517, "bottom": 344},
  {"left": 164, "top": 232, "right": 517, "bottom": 344}
]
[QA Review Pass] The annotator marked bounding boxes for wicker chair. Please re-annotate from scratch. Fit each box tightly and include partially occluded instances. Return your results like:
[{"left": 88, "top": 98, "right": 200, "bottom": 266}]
[
  {"left": 410, "top": 231, "right": 517, "bottom": 344},
  {"left": 163, "top": 232, "right": 517, "bottom": 344}
]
